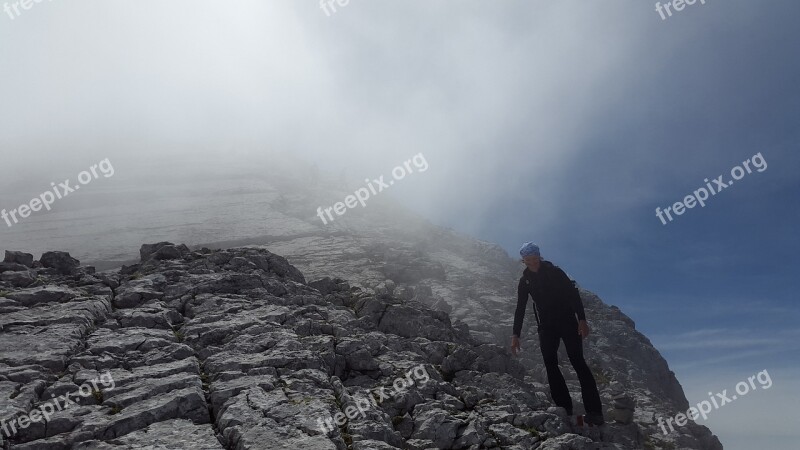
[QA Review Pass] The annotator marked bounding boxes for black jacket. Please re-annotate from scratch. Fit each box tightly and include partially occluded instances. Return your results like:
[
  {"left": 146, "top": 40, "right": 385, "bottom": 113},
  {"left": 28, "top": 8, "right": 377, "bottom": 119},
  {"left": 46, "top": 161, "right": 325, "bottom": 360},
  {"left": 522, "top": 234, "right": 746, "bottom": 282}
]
[{"left": 513, "top": 260, "right": 586, "bottom": 337}]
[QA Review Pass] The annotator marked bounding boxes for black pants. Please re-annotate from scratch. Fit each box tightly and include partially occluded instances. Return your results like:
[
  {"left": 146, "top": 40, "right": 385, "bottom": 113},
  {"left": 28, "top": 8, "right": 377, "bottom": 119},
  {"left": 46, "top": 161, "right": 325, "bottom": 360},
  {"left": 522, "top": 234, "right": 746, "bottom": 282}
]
[{"left": 538, "top": 320, "right": 602, "bottom": 415}]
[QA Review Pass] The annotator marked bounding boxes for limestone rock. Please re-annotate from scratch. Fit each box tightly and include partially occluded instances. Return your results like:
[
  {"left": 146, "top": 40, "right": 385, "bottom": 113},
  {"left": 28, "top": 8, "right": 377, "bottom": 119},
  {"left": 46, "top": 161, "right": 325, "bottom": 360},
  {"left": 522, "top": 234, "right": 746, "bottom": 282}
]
[
  {"left": 3, "top": 251, "right": 34, "bottom": 267},
  {"left": 0, "top": 243, "right": 722, "bottom": 449},
  {"left": 39, "top": 251, "right": 81, "bottom": 275}
]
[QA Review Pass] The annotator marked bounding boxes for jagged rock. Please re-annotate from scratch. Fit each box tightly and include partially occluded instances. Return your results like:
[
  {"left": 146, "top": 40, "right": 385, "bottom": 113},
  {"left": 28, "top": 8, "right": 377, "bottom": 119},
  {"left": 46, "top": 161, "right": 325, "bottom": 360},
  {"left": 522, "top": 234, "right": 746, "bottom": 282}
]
[
  {"left": 0, "top": 270, "right": 35, "bottom": 287},
  {"left": 537, "top": 433, "right": 594, "bottom": 449},
  {"left": 410, "top": 406, "right": 463, "bottom": 448},
  {"left": 612, "top": 394, "right": 635, "bottom": 410},
  {"left": 610, "top": 407, "right": 634, "bottom": 425},
  {"left": 113, "top": 275, "right": 165, "bottom": 308},
  {"left": 309, "top": 277, "right": 339, "bottom": 295},
  {"left": 4, "top": 251, "right": 34, "bottom": 267},
  {"left": 0, "top": 244, "right": 722, "bottom": 449},
  {"left": 609, "top": 393, "right": 636, "bottom": 424},
  {"left": 0, "top": 262, "right": 29, "bottom": 273},
  {"left": 139, "top": 242, "right": 191, "bottom": 262},
  {"left": 72, "top": 419, "right": 224, "bottom": 449},
  {"left": 262, "top": 252, "right": 306, "bottom": 284},
  {"left": 377, "top": 304, "right": 455, "bottom": 342},
  {"left": 5, "top": 285, "right": 81, "bottom": 307},
  {"left": 39, "top": 251, "right": 81, "bottom": 275}
]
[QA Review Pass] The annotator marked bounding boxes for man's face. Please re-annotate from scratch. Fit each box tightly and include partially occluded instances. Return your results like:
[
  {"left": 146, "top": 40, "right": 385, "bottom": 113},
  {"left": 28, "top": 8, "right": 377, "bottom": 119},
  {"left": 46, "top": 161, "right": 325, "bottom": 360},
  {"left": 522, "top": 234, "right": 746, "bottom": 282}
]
[{"left": 522, "top": 255, "right": 541, "bottom": 271}]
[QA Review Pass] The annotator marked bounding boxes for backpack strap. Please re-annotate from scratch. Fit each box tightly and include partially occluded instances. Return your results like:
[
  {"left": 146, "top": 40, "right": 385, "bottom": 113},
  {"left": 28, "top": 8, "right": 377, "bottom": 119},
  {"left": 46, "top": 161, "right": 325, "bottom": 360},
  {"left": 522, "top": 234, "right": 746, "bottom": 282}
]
[{"left": 531, "top": 297, "right": 541, "bottom": 327}]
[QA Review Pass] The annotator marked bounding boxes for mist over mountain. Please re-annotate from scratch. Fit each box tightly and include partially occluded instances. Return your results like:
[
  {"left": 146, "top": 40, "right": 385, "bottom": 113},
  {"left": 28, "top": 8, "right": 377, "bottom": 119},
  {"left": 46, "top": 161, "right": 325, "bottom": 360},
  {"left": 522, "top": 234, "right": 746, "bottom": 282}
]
[{"left": 0, "top": 160, "right": 722, "bottom": 449}]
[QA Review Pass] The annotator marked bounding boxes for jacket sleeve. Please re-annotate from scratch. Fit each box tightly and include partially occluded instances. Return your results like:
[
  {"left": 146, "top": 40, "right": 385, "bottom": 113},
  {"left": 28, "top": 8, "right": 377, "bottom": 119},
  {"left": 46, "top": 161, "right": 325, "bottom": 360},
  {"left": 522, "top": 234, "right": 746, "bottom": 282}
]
[
  {"left": 555, "top": 267, "right": 586, "bottom": 321},
  {"left": 513, "top": 277, "right": 528, "bottom": 337}
]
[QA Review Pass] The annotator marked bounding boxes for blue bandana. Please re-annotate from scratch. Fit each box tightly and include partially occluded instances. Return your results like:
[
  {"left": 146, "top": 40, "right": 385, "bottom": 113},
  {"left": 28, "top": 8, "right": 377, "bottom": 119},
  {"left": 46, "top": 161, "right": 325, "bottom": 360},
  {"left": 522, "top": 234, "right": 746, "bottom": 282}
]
[{"left": 519, "top": 242, "right": 540, "bottom": 258}]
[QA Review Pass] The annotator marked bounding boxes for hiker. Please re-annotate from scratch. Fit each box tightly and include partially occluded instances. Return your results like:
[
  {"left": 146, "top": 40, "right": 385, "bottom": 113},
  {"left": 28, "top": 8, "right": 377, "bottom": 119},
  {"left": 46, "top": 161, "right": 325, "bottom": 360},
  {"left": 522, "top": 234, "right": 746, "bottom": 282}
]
[{"left": 511, "top": 242, "right": 605, "bottom": 425}]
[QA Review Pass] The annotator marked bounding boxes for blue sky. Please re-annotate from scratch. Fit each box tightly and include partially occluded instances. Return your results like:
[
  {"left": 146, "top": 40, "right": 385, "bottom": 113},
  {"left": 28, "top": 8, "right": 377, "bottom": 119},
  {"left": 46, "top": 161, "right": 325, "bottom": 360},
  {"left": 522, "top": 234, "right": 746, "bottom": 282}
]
[
  {"left": 1, "top": 1, "right": 798, "bottom": 448},
  {"left": 458, "top": 3, "right": 800, "bottom": 445}
]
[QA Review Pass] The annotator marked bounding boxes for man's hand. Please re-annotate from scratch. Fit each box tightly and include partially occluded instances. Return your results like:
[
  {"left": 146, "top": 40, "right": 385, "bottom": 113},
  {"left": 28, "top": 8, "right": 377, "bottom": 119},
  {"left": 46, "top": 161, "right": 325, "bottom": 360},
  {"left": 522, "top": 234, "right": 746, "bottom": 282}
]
[
  {"left": 511, "top": 335, "right": 521, "bottom": 356},
  {"left": 578, "top": 320, "right": 590, "bottom": 339}
]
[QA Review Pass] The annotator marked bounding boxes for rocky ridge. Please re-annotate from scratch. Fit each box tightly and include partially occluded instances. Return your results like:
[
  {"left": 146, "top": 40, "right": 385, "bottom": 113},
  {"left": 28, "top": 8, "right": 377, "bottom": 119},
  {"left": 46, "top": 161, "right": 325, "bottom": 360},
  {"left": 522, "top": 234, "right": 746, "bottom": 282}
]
[
  {"left": 0, "top": 222, "right": 721, "bottom": 449},
  {"left": 253, "top": 220, "right": 722, "bottom": 450},
  {"left": 0, "top": 239, "right": 722, "bottom": 449}
]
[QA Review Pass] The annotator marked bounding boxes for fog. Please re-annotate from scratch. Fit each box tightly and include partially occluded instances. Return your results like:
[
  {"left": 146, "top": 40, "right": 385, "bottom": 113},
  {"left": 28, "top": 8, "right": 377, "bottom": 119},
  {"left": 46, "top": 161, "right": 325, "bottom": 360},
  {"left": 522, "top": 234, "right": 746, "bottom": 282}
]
[
  {"left": 2, "top": 2, "right": 799, "bottom": 448},
  {"left": 2, "top": 0, "right": 701, "bottom": 229}
]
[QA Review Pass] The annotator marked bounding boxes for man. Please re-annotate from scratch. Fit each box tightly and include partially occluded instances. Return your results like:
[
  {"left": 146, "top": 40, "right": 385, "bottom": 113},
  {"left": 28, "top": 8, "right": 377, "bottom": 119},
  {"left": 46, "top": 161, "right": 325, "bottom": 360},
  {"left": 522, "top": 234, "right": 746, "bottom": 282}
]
[{"left": 511, "top": 242, "right": 604, "bottom": 425}]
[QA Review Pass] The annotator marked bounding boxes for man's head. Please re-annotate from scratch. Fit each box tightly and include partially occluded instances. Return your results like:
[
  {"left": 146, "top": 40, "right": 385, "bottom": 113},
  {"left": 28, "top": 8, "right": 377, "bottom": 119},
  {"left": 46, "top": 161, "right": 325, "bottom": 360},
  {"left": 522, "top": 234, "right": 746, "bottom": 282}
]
[{"left": 519, "top": 242, "right": 541, "bottom": 271}]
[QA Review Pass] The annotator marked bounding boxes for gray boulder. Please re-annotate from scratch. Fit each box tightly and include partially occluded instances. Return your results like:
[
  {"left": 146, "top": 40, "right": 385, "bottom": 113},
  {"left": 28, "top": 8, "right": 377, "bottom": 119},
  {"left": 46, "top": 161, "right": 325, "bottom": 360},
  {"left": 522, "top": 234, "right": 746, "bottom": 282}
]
[
  {"left": 40, "top": 251, "right": 81, "bottom": 274},
  {"left": 140, "top": 242, "right": 191, "bottom": 262},
  {"left": 0, "top": 262, "right": 29, "bottom": 273},
  {"left": 4, "top": 250, "right": 34, "bottom": 267}
]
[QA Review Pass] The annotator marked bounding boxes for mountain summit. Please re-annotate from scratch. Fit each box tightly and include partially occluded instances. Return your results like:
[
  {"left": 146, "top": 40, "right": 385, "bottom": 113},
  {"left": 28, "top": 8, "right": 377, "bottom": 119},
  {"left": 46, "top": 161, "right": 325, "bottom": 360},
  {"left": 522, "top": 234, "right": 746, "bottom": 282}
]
[
  {"left": 0, "top": 237, "right": 721, "bottom": 449},
  {"left": 0, "top": 159, "right": 722, "bottom": 449}
]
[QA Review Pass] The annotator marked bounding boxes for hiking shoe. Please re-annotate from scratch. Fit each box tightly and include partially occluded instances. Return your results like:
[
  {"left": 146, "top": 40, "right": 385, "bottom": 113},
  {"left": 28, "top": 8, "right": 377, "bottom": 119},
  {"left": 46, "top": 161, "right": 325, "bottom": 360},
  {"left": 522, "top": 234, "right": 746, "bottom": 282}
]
[{"left": 584, "top": 413, "right": 605, "bottom": 426}]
